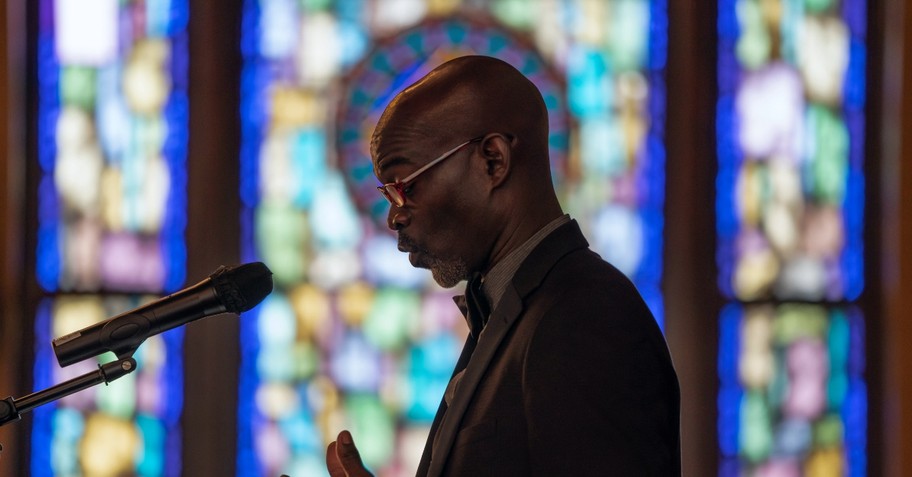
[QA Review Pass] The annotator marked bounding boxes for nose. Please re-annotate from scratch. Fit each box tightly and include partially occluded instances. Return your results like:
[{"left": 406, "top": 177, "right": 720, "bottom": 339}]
[{"left": 387, "top": 207, "right": 408, "bottom": 231}]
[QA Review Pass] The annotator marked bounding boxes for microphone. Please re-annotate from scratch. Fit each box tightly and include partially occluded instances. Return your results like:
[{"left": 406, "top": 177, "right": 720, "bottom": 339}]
[{"left": 52, "top": 262, "right": 273, "bottom": 367}]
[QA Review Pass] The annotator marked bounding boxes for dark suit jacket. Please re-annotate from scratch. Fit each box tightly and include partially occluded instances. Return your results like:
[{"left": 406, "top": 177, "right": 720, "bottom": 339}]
[{"left": 416, "top": 220, "right": 681, "bottom": 476}]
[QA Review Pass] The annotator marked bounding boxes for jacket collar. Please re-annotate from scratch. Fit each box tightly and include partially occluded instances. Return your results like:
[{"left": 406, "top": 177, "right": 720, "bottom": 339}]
[{"left": 428, "top": 220, "right": 589, "bottom": 476}]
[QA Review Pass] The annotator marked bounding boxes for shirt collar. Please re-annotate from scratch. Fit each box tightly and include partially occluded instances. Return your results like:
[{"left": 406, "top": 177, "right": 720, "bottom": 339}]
[{"left": 479, "top": 214, "right": 571, "bottom": 314}]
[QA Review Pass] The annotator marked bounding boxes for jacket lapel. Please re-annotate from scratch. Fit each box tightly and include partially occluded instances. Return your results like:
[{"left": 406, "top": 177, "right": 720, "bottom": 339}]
[
  {"left": 425, "top": 220, "right": 590, "bottom": 476},
  {"left": 427, "top": 284, "right": 523, "bottom": 476}
]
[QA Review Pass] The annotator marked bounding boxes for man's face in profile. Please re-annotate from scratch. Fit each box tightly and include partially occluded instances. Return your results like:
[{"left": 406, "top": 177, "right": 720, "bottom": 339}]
[{"left": 372, "top": 122, "right": 483, "bottom": 288}]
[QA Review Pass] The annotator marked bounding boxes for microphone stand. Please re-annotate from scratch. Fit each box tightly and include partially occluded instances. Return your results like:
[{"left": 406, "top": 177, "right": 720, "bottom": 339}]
[{"left": 0, "top": 356, "right": 137, "bottom": 428}]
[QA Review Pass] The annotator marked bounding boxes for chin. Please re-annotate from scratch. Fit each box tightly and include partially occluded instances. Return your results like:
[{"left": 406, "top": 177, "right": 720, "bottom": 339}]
[
  {"left": 430, "top": 265, "right": 469, "bottom": 289},
  {"left": 430, "top": 273, "right": 462, "bottom": 289},
  {"left": 407, "top": 247, "right": 469, "bottom": 288}
]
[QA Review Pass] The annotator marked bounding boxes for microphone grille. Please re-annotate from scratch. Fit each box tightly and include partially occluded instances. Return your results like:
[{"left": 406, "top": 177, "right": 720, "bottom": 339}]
[{"left": 211, "top": 262, "right": 274, "bottom": 313}]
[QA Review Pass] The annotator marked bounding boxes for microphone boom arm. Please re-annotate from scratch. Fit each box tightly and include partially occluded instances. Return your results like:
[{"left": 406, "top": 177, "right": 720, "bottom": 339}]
[
  {"left": 0, "top": 356, "right": 137, "bottom": 427},
  {"left": 0, "top": 261, "right": 273, "bottom": 439}
]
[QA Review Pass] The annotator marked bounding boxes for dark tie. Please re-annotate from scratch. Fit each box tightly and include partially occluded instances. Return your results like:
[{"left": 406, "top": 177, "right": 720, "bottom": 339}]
[
  {"left": 464, "top": 273, "right": 490, "bottom": 337},
  {"left": 444, "top": 274, "right": 489, "bottom": 405}
]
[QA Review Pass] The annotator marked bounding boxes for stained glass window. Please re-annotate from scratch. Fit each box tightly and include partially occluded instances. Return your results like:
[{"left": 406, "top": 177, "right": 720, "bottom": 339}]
[
  {"left": 716, "top": 0, "right": 867, "bottom": 474},
  {"left": 32, "top": 0, "right": 189, "bottom": 475},
  {"left": 239, "top": 1, "right": 667, "bottom": 476}
]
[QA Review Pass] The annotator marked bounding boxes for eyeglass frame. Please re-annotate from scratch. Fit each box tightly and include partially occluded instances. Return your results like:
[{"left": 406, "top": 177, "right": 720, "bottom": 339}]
[{"left": 376, "top": 136, "right": 483, "bottom": 207}]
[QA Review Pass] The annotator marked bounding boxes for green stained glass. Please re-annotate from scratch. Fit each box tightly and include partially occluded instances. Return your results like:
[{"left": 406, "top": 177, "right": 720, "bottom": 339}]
[
  {"left": 813, "top": 414, "right": 844, "bottom": 447},
  {"left": 256, "top": 205, "right": 309, "bottom": 285},
  {"left": 769, "top": 350, "right": 788, "bottom": 406},
  {"left": 808, "top": 105, "right": 849, "bottom": 204},
  {"left": 259, "top": 345, "right": 298, "bottom": 381},
  {"left": 301, "top": 0, "right": 332, "bottom": 11},
  {"left": 293, "top": 342, "right": 320, "bottom": 379},
  {"left": 609, "top": 0, "right": 650, "bottom": 71},
  {"left": 363, "top": 288, "right": 420, "bottom": 351},
  {"left": 736, "top": 0, "right": 771, "bottom": 70},
  {"left": 740, "top": 391, "right": 773, "bottom": 462},
  {"left": 805, "top": 0, "right": 836, "bottom": 12},
  {"left": 491, "top": 0, "right": 537, "bottom": 29},
  {"left": 774, "top": 304, "right": 828, "bottom": 343},
  {"left": 97, "top": 369, "right": 138, "bottom": 417},
  {"left": 60, "top": 66, "right": 98, "bottom": 109},
  {"left": 347, "top": 394, "right": 396, "bottom": 469}
]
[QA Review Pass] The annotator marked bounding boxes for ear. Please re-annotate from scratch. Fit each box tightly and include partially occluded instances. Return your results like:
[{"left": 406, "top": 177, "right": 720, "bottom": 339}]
[{"left": 478, "top": 133, "right": 514, "bottom": 189}]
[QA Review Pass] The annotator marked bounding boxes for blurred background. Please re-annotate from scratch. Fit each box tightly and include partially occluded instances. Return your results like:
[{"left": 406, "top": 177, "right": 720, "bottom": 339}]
[{"left": 1, "top": 0, "right": 910, "bottom": 476}]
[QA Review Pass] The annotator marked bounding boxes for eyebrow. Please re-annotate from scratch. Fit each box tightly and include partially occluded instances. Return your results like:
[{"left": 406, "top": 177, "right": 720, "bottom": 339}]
[{"left": 375, "top": 156, "right": 415, "bottom": 178}]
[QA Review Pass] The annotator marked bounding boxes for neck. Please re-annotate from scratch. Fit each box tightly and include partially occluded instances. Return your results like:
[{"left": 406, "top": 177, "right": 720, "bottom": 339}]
[{"left": 481, "top": 200, "right": 564, "bottom": 276}]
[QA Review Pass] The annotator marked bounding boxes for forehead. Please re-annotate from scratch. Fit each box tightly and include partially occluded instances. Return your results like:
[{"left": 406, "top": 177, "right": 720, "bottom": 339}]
[
  {"left": 370, "top": 89, "right": 466, "bottom": 174},
  {"left": 371, "top": 121, "right": 441, "bottom": 176}
]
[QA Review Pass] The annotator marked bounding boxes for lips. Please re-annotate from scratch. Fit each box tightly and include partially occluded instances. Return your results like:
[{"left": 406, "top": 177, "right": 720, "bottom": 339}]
[
  {"left": 397, "top": 234, "right": 427, "bottom": 267},
  {"left": 397, "top": 233, "right": 418, "bottom": 254},
  {"left": 397, "top": 241, "right": 412, "bottom": 255}
]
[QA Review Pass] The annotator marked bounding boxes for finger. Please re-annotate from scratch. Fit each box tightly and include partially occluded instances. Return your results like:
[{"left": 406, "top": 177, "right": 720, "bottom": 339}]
[
  {"left": 326, "top": 441, "right": 346, "bottom": 477},
  {"left": 334, "top": 430, "right": 371, "bottom": 477}
]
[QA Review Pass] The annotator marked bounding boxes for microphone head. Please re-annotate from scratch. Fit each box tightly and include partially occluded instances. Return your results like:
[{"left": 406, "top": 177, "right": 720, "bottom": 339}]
[{"left": 211, "top": 262, "right": 274, "bottom": 313}]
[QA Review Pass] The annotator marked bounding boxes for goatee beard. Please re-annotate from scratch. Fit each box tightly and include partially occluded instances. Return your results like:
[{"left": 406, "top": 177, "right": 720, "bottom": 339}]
[
  {"left": 398, "top": 233, "right": 470, "bottom": 288},
  {"left": 429, "top": 262, "right": 470, "bottom": 288}
]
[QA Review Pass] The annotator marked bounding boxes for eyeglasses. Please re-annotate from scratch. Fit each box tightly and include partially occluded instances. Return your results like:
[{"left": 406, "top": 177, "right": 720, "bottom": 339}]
[{"left": 377, "top": 137, "right": 482, "bottom": 207}]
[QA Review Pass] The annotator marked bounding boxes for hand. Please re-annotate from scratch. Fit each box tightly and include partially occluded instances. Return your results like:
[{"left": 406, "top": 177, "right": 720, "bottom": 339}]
[{"left": 326, "top": 430, "right": 373, "bottom": 477}]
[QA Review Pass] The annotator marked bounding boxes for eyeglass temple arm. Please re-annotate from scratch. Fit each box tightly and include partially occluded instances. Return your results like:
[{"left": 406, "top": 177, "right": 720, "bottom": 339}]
[{"left": 399, "top": 137, "right": 481, "bottom": 184}]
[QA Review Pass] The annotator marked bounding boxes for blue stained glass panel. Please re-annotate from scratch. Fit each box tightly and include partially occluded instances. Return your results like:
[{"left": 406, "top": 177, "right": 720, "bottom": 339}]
[
  {"left": 716, "top": 0, "right": 867, "bottom": 473},
  {"left": 32, "top": 0, "right": 190, "bottom": 474}
]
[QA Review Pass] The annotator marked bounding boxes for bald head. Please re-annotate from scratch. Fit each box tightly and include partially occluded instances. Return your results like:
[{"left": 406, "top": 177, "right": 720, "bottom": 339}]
[
  {"left": 372, "top": 56, "right": 551, "bottom": 178},
  {"left": 370, "top": 56, "right": 564, "bottom": 281}
]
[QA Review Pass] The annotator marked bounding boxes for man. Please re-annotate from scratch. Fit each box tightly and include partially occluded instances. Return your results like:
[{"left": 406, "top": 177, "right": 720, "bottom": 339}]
[{"left": 327, "top": 55, "right": 680, "bottom": 476}]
